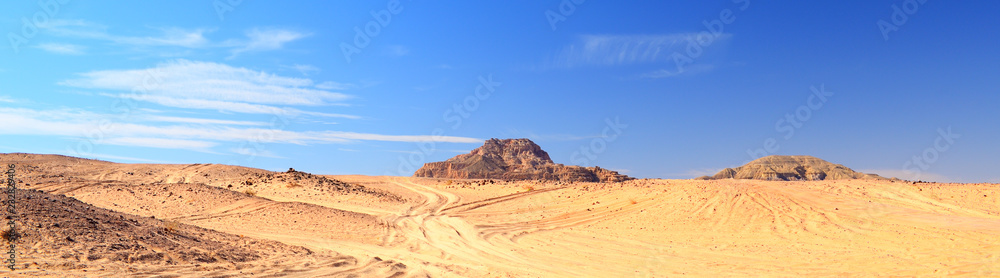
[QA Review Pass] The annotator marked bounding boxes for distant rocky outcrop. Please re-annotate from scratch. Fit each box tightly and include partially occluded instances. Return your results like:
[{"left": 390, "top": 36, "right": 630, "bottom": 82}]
[
  {"left": 414, "top": 138, "right": 632, "bottom": 182},
  {"left": 696, "top": 155, "right": 886, "bottom": 181}
]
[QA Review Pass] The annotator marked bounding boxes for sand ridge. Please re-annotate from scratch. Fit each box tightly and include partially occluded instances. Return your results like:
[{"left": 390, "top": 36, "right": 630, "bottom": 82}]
[{"left": 2, "top": 153, "right": 999, "bottom": 276}]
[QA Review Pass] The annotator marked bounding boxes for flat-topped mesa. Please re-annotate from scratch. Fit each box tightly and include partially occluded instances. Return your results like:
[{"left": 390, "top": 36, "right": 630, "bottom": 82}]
[
  {"left": 413, "top": 138, "right": 633, "bottom": 182},
  {"left": 697, "top": 155, "right": 886, "bottom": 181}
]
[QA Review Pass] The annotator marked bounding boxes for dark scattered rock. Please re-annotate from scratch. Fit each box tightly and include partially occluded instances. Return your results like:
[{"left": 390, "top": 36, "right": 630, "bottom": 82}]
[{"left": 4, "top": 188, "right": 314, "bottom": 265}]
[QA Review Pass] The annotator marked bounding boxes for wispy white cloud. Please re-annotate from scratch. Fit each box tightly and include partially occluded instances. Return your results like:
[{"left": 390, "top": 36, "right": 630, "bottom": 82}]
[
  {"left": 108, "top": 93, "right": 360, "bottom": 119},
  {"left": 0, "top": 107, "right": 481, "bottom": 154},
  {"left": 142, "top": 115, "right": 268, "bottom": 126},
  {"left": 283, "top": 64, "right": 321, "bottom": 76},
  {"left": 547, "top": 33, "right": 731, "bottom": 69},
  {"left": 39, "top": 20, "right": 307, "bottom": 58},
  {"left": 296, "top": 110, "right": 361, "bottom": 119},
  {"left": 104, "top": 137, "right": 218, "bottom": 150},
  {"left": 138, "top": 108, "right": 165, "bottom": 113},
  {"left": 38, "top": 19, "right": 109, "bottom": 38},
  {"left": 0, "top": 108, "right": 96, "bottom": 136},
  {"left": 385, "top": 45, "right": 409, "bottom": 56},
  {"left": 641, "top": 64, "right": 715, "bottom": 79},
  {"left": 62, "top": 59, "right": 357, "bottom": 118},
  {"left": 41, "top": 20, "right": 211, "bottom": 48},
  {"left": 0, "top": 96, "right": 15, "bottom": 103},
  {"left": 315, "top": 81, "right": 355, "bottom": 90},
  {"left": 231, "top": 147, "right": 285, "bottom": 159},
  {"left": 229, "top": 28, "right": 310, "bottom": 59},
  {"left": 36, "top": 43, "right": 85, "bottom": 55},
  {"left": 117, "top": 27, "right": 213, "bottom": 48}
]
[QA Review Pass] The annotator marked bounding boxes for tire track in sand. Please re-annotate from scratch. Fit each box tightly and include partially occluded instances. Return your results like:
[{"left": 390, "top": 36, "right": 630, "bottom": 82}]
[{"left": 383, "top": 178, "right": 587, "bottom": 276}]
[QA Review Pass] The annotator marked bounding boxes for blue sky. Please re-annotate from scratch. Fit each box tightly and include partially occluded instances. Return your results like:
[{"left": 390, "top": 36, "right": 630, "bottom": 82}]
[{"left": 1, "top": 1, "right": 998, "bottom": 182}]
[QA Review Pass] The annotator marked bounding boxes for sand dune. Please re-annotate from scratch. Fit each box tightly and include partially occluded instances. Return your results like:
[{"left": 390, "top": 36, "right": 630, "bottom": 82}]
[
  {"left": 3, "top": 153, "right": 999, "bottom": 276},
  {"left": 5, "top": 188, "right": 381, "bottom": 277}
]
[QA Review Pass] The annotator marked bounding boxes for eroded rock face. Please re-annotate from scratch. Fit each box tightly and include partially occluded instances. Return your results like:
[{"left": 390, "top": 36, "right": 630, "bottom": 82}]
[
  {"left": 414, "top": 138, "right": 632, "bottom": 182},
  {"left": 697, "top": 155, "right": 886, "bottom": 181}
]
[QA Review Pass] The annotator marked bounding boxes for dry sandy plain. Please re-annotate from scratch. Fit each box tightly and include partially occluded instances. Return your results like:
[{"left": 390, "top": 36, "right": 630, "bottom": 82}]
[{"left": 2, "top": 153, "right": 999, "bottom": 277}]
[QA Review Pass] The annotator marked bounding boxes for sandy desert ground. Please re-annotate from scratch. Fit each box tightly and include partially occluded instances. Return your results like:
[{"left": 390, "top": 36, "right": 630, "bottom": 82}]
[{"left": 2, "top": 153, "right": 999, "bottom": 277}]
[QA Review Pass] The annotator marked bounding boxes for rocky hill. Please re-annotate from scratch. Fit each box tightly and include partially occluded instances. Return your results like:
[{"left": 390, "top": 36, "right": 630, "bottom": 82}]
[
  {"left": 413, "top": 138, "right": 632, "bottom": 182},
  {"left": 697, "top": 155, "right": 886, "bottom": 181}
]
